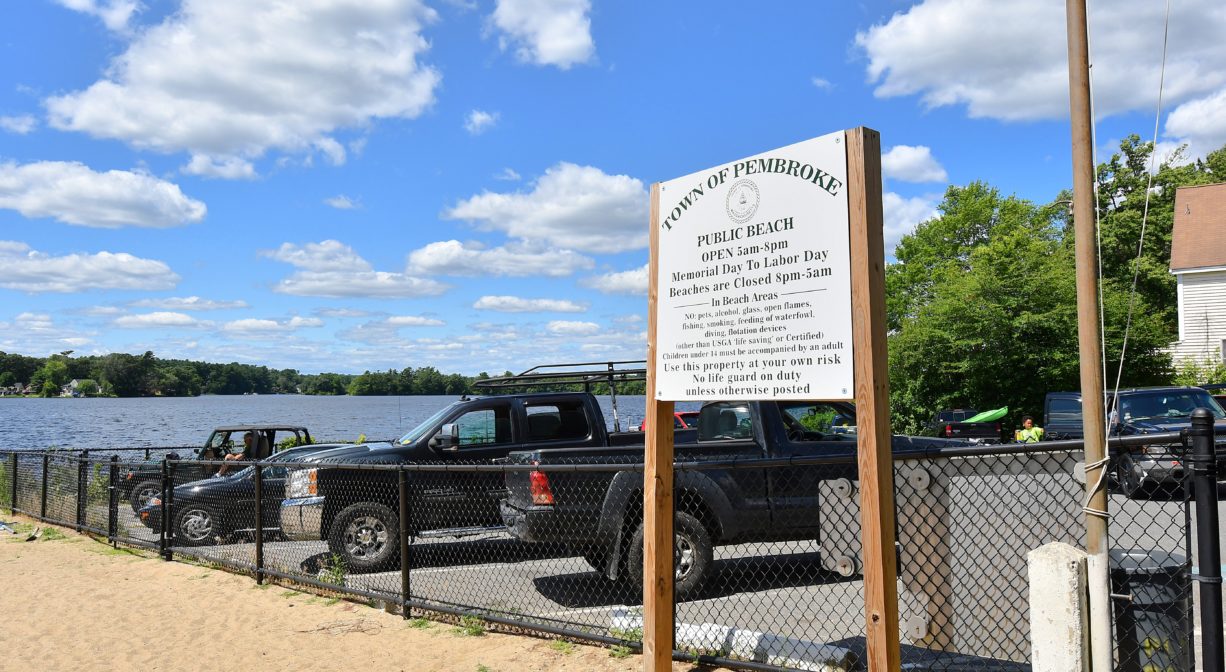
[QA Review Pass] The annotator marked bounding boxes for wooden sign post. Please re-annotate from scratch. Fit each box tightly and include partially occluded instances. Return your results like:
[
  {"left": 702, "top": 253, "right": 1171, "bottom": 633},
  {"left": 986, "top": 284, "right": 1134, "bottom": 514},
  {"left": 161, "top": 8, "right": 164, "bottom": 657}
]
[{"left": 644, "top": 127, "right": 897, "bottom": 670}]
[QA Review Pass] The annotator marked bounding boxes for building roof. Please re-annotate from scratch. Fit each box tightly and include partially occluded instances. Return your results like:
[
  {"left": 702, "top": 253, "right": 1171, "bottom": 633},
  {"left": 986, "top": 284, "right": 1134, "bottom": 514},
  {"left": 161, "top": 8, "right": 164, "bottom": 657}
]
[{"left": 1171, "top": 182, "right": 1226, "bottom": 272}]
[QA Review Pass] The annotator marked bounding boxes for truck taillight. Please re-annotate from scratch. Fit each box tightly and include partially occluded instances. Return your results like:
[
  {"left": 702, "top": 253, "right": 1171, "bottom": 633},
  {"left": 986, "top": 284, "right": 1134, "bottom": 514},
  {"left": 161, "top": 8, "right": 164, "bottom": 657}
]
[
  {"left": 529, "top": 470, "right": 555, "bottom": 506},
  {"left": 945, "top": 424, "right": 953, "bottom": 435},
  {"left": 308, "top": 469, "right": 317, "bottom": 495}
]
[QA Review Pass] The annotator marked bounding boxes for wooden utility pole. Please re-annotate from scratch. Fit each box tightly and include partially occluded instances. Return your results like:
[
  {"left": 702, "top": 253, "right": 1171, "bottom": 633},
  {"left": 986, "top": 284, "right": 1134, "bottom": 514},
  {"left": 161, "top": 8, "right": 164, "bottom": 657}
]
[
  {"left": 1065, "top": 2, "right": 1111, "bottom": 670},
  {"left": 846, "top": 127, "right": 901, "bottom": 670},
  {"left": 643, "top": 182, "right": 675, "bottom": 671}
]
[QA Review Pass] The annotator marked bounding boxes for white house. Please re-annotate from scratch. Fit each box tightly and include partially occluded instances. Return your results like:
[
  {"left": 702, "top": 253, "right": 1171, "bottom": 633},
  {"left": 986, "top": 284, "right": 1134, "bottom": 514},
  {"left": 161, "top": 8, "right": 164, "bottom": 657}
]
[{"left": 1169, "top": 182, "right": 1226, "bottom": 366}]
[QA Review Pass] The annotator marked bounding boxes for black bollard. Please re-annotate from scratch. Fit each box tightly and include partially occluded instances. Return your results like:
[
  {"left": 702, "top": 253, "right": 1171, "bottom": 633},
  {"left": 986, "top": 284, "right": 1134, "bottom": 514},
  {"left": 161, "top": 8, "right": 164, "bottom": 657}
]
[{"left": 1191, "top": 408, "right": 1223, "bottom": 672}]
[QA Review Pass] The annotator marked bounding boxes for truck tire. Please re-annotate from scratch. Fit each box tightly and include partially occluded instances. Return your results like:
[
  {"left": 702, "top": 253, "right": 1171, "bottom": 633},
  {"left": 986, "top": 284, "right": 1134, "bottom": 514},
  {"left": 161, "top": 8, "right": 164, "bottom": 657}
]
[
  {"left": 1118, "top": 454, "right": 1155, "bottom": 500},
  {"left": 627, "top": 511, "right": 713, "bottom": 601},
  {"left": 328, "top": 502, "right": 400, "bottom": 573},
  {"left": 582, "top": 548, "right": 611, "bottom": 574},
  {"left": 129, "top": 479, "right": 162, "bottom": 514},
  {"left": 173, "top": 505, "right": 219, "bottom": 547}
]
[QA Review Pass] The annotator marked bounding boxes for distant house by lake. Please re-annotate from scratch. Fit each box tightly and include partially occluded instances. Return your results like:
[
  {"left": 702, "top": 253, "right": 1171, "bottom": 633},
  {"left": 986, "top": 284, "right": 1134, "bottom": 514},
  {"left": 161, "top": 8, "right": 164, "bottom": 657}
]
[{"left": 1169, "top": 182, "right": 1226, "bottom": 367}]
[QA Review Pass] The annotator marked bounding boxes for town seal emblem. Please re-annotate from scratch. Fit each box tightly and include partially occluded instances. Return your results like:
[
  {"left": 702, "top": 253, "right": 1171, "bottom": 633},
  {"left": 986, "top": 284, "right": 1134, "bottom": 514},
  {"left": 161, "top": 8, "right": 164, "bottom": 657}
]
[{"left": 725, "top": 179, "right": 760, "bottom": 223}]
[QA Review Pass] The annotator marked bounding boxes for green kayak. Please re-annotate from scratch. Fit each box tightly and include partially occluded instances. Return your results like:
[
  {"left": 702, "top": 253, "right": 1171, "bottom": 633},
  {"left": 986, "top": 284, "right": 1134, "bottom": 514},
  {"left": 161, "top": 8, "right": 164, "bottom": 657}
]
[{"left": 963, "top": 407, "right": 1008, "bottom": 423}]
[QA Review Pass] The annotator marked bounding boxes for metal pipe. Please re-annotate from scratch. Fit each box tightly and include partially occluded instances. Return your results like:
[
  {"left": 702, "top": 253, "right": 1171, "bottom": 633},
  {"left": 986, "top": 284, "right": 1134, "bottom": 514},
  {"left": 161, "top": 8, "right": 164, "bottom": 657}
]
[
  {"left": 76, "top": 455, "right": 87, "bottom": 531},
  {"left": 40, "top": 453, "right": 49, "bottom": 519},
  {"left": 398, "top": 468, "right": 411, "bottom": 619},
  {"left": 159, "top": 459, "right": 169, "bottom": 560},
  {"left": 1191, "top": 409, "right": 1223, "bottom": 671},
  {"left": 108, "top": 455, "right": 118, "bottom": 547},
  {"left": 11, "top": 452, "right": 18, "bottom": 513},
  {"left": 254, "top": 462, "right": 264, "bottom": 584},
  {"left": 164, "top": 460, "right": 174, "bottom": 560}
]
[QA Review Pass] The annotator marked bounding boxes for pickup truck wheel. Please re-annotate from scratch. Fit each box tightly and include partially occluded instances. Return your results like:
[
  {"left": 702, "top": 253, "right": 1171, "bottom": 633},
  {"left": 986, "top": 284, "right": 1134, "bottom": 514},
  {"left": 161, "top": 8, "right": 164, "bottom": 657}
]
[
  {"left": 1118, "top": 454, "right": 1154, "bottom": 500},
  {"left": 328, "top": 503, "right": 399, "bottom": 573},
  {"left": 129, "top": 479, "right": 162, "bottom": 514},
  {"left": 582, "top": 549, "right": 611, "bottom": 574},
  {"left": 174, "top": 505, "right": 218, "bottom": 546},
  {"left": 627, "top": 511, "right": 713, "bottom": 601}
]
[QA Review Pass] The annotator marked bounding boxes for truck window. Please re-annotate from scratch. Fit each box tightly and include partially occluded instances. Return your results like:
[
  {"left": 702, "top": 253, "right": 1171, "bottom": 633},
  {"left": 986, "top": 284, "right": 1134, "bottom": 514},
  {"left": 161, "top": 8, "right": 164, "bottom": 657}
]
[
  {"left": 455, "top": 407, "right": 513, "bottom": 447},
  {"left": 697, "top": 402, "right": 753, "bottom": 442},
  {"left": 525, "top": 402, "right": 590, "bottom": 441},
  {"left": 780, "top": 402, "right": 845, "bottom": 434},
  {"left": 1048, "top": 398, "right": 1081, "bottom": 424}
]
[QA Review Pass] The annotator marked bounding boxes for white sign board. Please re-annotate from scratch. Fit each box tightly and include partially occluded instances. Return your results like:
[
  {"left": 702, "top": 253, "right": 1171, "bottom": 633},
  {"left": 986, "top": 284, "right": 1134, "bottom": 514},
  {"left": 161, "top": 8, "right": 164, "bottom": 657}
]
[{"left": 654, "top": 131, "right": 853, "bottom": 401}]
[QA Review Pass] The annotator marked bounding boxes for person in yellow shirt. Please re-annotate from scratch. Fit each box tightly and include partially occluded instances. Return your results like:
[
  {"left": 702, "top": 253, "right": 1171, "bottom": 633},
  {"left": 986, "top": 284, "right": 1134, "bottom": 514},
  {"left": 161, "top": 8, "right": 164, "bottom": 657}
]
[{"left": 1015, "top": 415, "right": 1044, "bottom": 443}]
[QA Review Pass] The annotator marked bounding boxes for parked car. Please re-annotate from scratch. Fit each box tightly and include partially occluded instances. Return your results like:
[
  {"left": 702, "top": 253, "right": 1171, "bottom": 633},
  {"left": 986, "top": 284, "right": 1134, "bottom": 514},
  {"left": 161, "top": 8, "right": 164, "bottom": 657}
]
[
  {"left": 636, "top": 411, "right": 700, "bottom": 432},
  {"left": 137, "top": 442, "right": 354, "bottom": 546},
  {"left": 120, "top": 425, "right": 316, "bottom": 513},
  {"left": 1202, "top": 383, "right": 1226, "bottom": 406},
  {"left": 281, "top": 364, "right": 696, "bottom": 572},
  {"left": 499, "top": 399, "right": 968, "bottom": 599},
  {"left": 924, "top": 408, "right": 1005, "bottom": 444},
  {"left": 1044, "top": 387, "right": 1226, "bottom": 497}
]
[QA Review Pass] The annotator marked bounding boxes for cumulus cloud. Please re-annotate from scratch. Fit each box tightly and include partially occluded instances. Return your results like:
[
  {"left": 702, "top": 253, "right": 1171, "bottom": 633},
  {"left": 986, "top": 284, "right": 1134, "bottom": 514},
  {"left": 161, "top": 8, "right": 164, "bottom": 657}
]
[
  {"left": 129, "top": 296, "right": 248, "bottom": 311},
  {"left": 547, "top": 320, "right": 600, "bottom": 336},
  {"left": 0, "top": 241, "right": 179, "bottom": 293},
  {"left": 489, "top": 0, "right": 595, "bottom": 69},
  {"left": 464, "top": 110, "right": 500, "bottom": 135},
  {"left": 46, "top": 0, "right": 442, "bottom": 174},
  {"left": 407, "top": 239, "right": 593, "bottom": 277},
  {"left": 445, "top": 162, "right": 648, "bottom": 253},
  {"left": 856, "top": 0, "right": 1226, "bottom": 122},
  {"left": 472, "top": 295, "right": 586, "bottom": 313},
  {"left": 581, "top": 263, "right": 648, "bottom": 295},
  {"left": 0, "top": 115, "right": 36, "bottom": 134},
  {"left": 0, "top": 312, "right": 94, "bottom": 353},
  {"left": 54, "top": 0, "right": 138, "bottom": 32},
  {"left": 495, "top": 168, "right": 521, "bottom": 181},
  {"left": 338, "top": 315, "right": 443, "bottom": 344},
  {"left": 115, "top": 312, "right": 203, "bottom": 328},
  {"left": 882, "top": 145, "right": 948, "bottom": 183},
  {"left": 181, "top": 154, "right": 256, "bottom": 180},
  {"left": 883, "top": 192, "right": 939, "bottom": 256},
  {"left": 223, "top": 316, "right": 323, "bottom": 332},
  {"left": 0, "top": 161, "right": 206, "bottom": 228},
  {"left": 324, "top": 195, "right": 360, "bottom": 210},
  {"left": 387, "top": 315, "right": 445, "bottom": 326},
  {"left": 1164, "top": 88, "right": 1226, "bottom": 158},
  {"left": 811, "top": 77, "right": 833, "bottom": 91},
  {"left": 315, "top": 307, "right": 373, "bottom": 318},
  {"left": 264, "top": 240, "right": 448, "bottom": 298}
]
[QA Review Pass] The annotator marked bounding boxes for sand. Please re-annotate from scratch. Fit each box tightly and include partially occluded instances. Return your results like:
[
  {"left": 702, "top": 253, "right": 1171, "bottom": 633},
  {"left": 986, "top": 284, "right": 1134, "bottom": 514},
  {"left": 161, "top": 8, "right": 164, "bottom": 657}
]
[{"left": 0, "top": 515, "right": 728, "bottom": 672}]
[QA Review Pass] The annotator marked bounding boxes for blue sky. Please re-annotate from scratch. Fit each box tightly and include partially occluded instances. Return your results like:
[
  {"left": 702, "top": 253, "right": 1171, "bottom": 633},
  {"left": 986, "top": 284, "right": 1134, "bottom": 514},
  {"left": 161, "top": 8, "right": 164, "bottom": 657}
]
[{"left": 2, "top": 0, "right": 1224, "bottom": 375}]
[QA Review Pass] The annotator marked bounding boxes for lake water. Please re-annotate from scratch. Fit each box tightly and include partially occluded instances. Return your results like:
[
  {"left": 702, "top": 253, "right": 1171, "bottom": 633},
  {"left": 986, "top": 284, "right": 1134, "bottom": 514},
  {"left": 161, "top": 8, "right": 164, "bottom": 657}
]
[{"left": 0, "top": 394, "right": 702, "bottom": 450}]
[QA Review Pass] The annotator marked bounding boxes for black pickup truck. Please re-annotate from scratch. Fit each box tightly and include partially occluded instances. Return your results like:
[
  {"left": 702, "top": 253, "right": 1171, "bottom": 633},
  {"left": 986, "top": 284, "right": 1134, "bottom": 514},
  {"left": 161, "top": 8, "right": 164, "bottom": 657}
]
[
  {"left": 924, "top": 408, "right": 1005, "bottom": 444},
  {"left": 281, "top": 364, "right": 694, "bottom": 572},
  {"left": 499, "top": 399, "right": 963, "bottom": 599}
]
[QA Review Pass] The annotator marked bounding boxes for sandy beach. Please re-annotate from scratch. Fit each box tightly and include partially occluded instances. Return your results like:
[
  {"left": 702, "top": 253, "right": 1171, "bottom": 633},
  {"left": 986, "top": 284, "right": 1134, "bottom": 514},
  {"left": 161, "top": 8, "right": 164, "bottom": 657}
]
[{"left": 0, "top": 514, "right": 727, "bottom": 672}]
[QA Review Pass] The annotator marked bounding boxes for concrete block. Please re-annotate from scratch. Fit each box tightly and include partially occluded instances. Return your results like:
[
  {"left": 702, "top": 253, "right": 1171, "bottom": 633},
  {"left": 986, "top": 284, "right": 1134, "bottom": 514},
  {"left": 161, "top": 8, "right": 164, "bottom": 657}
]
[{"left": 1027, "top": 542, "right": 1089, "bottom": 672}]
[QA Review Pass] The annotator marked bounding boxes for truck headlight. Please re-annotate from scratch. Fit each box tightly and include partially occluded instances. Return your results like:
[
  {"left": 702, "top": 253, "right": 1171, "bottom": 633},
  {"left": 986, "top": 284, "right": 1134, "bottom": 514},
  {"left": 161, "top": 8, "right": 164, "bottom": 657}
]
[{"left": 286, "top": 468, "right": 318, "bottom": 498}]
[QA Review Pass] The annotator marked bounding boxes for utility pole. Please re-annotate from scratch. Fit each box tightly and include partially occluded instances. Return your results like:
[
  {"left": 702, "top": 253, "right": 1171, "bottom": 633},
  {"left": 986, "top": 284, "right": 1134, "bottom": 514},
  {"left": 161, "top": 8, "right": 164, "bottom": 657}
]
[{"left": 1065, "top": 2, "right": 1111, "bottom": 670}]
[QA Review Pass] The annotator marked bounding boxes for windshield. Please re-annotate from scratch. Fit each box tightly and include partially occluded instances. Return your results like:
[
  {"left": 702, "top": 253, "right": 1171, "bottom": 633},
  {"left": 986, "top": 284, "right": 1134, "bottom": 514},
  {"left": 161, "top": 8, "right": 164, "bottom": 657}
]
[
  {"left": 397, "top": 403, "right": 460, "bottom": 445},
  {"left": 1118, "top": 390, "right": 1226, "bottom": 422}
]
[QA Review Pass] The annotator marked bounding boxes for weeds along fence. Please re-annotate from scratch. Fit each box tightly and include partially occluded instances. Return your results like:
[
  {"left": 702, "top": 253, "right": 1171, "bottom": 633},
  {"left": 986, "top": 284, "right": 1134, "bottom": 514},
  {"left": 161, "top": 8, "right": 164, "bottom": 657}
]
[{"left": 0, "top": 436, "right": 1213, "bottom": 672}]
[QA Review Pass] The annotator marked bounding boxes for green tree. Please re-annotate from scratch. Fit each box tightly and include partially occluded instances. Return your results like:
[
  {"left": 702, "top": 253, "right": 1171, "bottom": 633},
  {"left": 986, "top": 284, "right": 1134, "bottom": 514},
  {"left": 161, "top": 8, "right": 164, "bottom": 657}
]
[{"left": 75, "top": 378, "right": 100, "bottom": 396}]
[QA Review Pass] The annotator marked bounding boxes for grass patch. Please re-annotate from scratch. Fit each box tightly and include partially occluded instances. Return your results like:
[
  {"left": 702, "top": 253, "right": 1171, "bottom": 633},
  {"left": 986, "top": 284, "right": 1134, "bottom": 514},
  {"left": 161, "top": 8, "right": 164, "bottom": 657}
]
[
  {"left": 610, "top": 627, "right": 643, "bottom": 643},
  {"left": 39, "top": 527, "right": 67, "bottom": 542},
  {"left": 549, "top": 640, "right": 575, "bottom": 655},
  {"left": 609, "top": 644, "right": 633, "bottom": 660},
  {"left": 406, "top": 617, "right": 433, "bottom": 630},
  {"left": 476, "top": 665, "right": 493, "bottom": 672},
  {"left": 279, "top": 590, "right": 301, "bottom": 599},
  {"left": 453, "top": 615, "right": 486, "bottom": 637},
  {"left": 317, "top": 553, "right": 346, "bottom": 586},
  {"left": 323, "top": 597, "right": 340, "bottom": 606}
]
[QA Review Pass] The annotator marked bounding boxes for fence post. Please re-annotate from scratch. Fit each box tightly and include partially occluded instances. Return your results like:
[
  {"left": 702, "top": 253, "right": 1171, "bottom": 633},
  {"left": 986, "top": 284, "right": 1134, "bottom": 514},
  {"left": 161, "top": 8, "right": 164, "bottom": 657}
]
[
  {"left": 76, "top": 453, "right": 88, "bottom": 531},
  {"left": 108, "top": 455, "right": 118, "bottom": 547},
  {"left": 1190, "top": 408, "right": 1223, "bottom": 672},
  {"left": 399, "top": 468, "right": 411, "bottom": 620},
  {"left": 40, "top": 453, "right": 49, "bottom": 519},
  {"left": 164, "top": 461, "right": 175, "bottom": 560},
  {"left": 159, "top": 459, "right": 169, "bottom": 561},
  {"left": 254, "top": 462, "right": 264, "bottom": 585},
  {"left": 10, "top": 452, "right": 17, "bottom": 513}
]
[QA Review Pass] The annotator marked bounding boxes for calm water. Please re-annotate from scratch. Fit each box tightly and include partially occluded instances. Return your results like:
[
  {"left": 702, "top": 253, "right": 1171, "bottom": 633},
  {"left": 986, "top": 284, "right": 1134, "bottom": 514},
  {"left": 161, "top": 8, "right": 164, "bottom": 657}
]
[{"left": 0, "top": 394, "right": 697, "bottom": 450}]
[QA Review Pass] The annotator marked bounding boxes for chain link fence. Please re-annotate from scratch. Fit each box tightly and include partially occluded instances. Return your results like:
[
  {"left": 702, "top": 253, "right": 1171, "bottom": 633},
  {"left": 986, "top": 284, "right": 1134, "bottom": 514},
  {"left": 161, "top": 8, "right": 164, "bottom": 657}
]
[{"left": 0, "top": 437, "right": 1214, "bottom": 671}]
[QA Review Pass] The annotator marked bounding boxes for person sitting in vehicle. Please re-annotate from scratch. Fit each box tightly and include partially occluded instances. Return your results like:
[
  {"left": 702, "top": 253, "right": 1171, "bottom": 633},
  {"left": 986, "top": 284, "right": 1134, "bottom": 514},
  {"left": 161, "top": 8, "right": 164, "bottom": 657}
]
[
  {"left": 217, "top": 432, "right": 254, "bottom": 476},
  {"left": 1015, "top": 416, "right": 1044, "bottom": 443}
]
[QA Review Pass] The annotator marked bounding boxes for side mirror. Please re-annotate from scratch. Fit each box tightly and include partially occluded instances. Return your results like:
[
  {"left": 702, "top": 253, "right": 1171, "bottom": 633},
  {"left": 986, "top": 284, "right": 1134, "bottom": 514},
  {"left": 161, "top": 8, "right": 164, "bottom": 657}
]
[{"left": 430, "top": 423, "right": 460, "bottom": 451}]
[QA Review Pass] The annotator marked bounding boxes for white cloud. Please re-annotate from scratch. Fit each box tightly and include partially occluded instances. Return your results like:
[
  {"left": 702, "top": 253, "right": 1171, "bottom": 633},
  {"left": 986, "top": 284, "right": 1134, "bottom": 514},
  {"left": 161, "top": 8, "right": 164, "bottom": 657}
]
[
  {"left": 0, "top": 115, "right": 36, "bottom": 134},
  {"left": 0, "top": 313, "right": 95, "bottom": 354},
  {"left": 882, "top": 192, "right": 939, "bottom": 256},
  {"left": 465, "top": 110, "right": 500, "bottom": 135},
  {"left": 54, "top": 0, "right": 138, "bottom": 32},
  {"left": 407, "top": 239, "right": 593, "bottom": 277},
  {"left": 223, "top": 316, "right": 323, "bottom": 332},
  {"left": 315, "top": 307, "right": 372, "bottom": 318},
  {"left": 324, "top": 195, "right": 360, "bottom": 210},
  {"left": 1165, "top": 88, "right": 1226, "bottom": 158},
  {"left": 614, "top": 314, "right": 643, "bottom": 324},
  {"left": 489, "top": 0, "right": 595, "bottom": 69},
  {"left": 46, "top": 0, "right": 442, "bottom": 173},
  {"left": 495, "top": 168, "right": 521, "bottom": 181},
  {"left": 882, "top": 145, "right": 948, "bottom": 183},
  {"left": 81, "top": 306, "right": 124, "bottom": 316},
  {"left": 445, "top": 162, "right": 648, "bottom": 253},
  {"left": 115, "top": 312, "right": 202, "bottom": 328},
  {"left": 264, "top": 240, "right": 449, "bottom": 298},
  {"left": 547, "top": 320, "right": 600, "bottom": 336},
  {"left": 856, "top": 0, "right": 1226, "bottom": 122},
  {"left": 387, "top": 315, "right": 445, "bottom": 326},
  {"left": 129, "top": 296, "right": 248, "bottom": 311},
  {"left": 181, "top": 154, "right": 256, "bottom": 180},
  {"left": 0, "top": 241, "right": 179, "bottom": 293},
  {"left": 811, "top": 77, "right": 833, "bottom": 91},
  {"left": 0, "top": 161, "right": 206, "bottom": 228},
  {"left": 581, "top": 263, "right": 648, "bottom": 295},
  {"left": 473, "top": 295, "right": 586, "bottom": 313}
]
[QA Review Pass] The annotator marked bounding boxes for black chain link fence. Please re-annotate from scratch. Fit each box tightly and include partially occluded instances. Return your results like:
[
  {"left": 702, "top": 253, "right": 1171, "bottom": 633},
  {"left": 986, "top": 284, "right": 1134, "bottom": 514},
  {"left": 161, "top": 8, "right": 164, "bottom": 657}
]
[{"left": 0, "top": 438, "right": 1214, "bottom": 671}]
